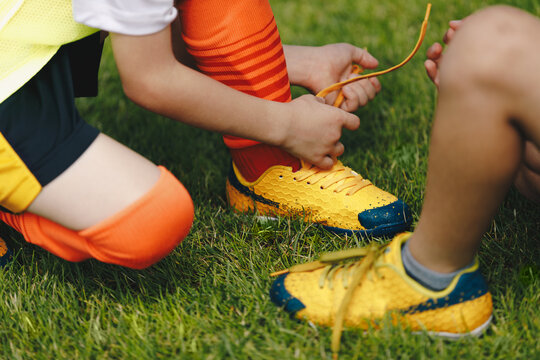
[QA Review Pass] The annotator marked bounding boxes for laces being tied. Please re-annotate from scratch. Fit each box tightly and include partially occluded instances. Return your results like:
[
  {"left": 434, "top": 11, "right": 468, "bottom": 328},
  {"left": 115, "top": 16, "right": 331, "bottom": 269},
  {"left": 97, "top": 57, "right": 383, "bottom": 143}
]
[
  {"left": 271, "top": 243, "right": 387, "bottom": 360},
  {"left": 317, "top": 3, "right": 432, "bottom": 108},
  {"left": 296, "top": 161, "right": 371, "bottom": 196}
]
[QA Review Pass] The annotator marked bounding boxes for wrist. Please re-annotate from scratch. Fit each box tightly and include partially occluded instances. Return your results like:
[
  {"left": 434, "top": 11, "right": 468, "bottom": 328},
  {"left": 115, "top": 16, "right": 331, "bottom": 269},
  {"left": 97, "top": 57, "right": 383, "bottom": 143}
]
[
  {"left": 262, "top": 101, "right": 292, "bottom": 148},
  {"left": 283, "top": 45, "right": 319, "bottom": 90}
]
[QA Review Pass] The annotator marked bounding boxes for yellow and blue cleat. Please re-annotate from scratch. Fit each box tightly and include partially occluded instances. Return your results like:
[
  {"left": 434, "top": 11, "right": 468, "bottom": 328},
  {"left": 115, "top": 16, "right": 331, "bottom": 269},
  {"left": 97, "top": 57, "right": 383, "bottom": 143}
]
[
  {"left": 0, "top": 237, "right": 12, "bottom": 267},
  {"left": 226, "top": 160, "right": 412, "bottom": 236},
  {"left": 270, "top": 232, "right": 493, "bottom": 357}
]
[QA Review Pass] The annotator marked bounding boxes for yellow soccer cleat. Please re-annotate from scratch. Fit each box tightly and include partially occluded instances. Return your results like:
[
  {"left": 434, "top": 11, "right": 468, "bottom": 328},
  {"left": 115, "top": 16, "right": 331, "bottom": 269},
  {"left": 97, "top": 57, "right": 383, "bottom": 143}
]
[
  {"left": 270, "top": 232, "right": 493, "bottom": 357},
  {"left": 226, "top": 160, "right": 412, "bottom": 236}
]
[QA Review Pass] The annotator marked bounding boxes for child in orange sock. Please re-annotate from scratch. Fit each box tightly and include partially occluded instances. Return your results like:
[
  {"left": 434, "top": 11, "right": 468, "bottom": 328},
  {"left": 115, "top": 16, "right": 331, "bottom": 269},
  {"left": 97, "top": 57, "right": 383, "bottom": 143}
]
[{"left": 176, "top": 0, "right": 411, "bottom": 236}]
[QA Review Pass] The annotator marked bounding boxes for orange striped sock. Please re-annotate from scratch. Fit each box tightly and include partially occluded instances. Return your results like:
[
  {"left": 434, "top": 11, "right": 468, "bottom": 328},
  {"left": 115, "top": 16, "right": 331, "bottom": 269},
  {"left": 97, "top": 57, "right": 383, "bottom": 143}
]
[{"left": 178, "top": 0, "right": 300, "bottom": 181}]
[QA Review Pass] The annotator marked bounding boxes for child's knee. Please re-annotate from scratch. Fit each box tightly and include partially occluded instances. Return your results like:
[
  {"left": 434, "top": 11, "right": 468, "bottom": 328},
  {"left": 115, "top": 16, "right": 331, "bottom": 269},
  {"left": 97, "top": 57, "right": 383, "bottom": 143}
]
[
  {"left": 114, "top": 187, "right": 194, "bottom": 269},
  {"left": 441, "top": 6, "right": 532, "bottom": 88},
  {"left": 81, "top": 167, "right": 195, "bottom": 269}
]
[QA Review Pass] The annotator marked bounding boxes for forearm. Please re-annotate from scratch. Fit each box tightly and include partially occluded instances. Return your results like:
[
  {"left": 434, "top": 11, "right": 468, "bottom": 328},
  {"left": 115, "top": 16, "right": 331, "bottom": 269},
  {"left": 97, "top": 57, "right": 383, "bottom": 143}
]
[
  {"left": 283, "top": 45, "right": 318, "bottom": 89},
  {"left": 111, "top": 30, "right": 289, "bottom": 146},
  {"left": 130, "top": 63, "right": 289, "bottom": 145},
  {"left": 110, "top": 29, "right": 361, "bottom": 168}
]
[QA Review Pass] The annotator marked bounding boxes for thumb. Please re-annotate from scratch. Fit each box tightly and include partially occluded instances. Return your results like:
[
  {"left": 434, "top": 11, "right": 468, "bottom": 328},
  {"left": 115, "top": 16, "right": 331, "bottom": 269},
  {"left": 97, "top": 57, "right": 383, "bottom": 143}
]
[
  {"left": 314, "top": 95, "right": 326, "bottom": 104},
  {"left": 315, "top": 155, "right": 335, "bottom": 170},
  {"left": 342, "top": 112, "right": 360, "bottom": 131},
  {"left": 353, "top": 47, "right": 379, "bottom": 69}
]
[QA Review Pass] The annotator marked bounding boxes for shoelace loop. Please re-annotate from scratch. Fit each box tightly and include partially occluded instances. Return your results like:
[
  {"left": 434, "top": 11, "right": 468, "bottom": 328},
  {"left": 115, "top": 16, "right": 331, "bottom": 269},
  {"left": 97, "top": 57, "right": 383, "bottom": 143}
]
[{"left": 295, "top": 162, "right": 371, "bottom": 196}]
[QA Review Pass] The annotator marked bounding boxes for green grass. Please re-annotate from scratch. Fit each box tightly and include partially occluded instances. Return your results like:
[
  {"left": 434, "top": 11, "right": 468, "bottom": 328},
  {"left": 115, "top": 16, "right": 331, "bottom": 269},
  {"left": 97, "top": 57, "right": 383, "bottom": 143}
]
[{"left": 1, "top": 0, "right": 540, "bottom": 358}]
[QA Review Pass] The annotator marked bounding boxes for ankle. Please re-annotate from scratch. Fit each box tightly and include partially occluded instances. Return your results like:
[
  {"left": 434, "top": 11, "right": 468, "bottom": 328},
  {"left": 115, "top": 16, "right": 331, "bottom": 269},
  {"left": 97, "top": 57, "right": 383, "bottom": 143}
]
[
  {"left": 402, "top": 239, "right": 475, "bottom": 291},
  {"left": 407, "top": 233, "right": 475, "bottom": 273}
]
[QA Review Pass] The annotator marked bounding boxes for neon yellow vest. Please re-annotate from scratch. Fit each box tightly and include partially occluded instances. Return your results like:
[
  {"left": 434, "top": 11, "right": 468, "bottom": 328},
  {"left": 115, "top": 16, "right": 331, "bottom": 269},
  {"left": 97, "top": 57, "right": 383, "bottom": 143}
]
[{"left": 0, "top": 0, "right": 98, "bottom": 103}]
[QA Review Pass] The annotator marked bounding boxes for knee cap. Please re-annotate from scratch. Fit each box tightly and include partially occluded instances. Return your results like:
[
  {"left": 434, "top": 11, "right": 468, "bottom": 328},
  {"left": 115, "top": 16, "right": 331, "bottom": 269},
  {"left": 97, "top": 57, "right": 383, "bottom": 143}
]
[{"left": 81, "top": 167, "right": 194, "bottom": 269}]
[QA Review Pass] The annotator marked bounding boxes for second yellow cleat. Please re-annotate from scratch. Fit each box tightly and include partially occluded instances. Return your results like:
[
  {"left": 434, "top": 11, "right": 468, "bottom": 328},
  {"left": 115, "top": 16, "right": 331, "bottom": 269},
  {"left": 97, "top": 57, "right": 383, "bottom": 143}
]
[{"left": 270, "top": 232, "right": 493, "bottom": 357}]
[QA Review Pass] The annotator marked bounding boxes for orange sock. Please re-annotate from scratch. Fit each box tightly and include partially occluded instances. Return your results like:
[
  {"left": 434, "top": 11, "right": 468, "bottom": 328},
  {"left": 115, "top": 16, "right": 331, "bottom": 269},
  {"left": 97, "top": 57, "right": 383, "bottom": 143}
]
[
  {"left": 0, "top": 166, "right": 194, "bottom": 269},
  {"left": 178, "top": 0, "right": 300, "bottom": 181}
]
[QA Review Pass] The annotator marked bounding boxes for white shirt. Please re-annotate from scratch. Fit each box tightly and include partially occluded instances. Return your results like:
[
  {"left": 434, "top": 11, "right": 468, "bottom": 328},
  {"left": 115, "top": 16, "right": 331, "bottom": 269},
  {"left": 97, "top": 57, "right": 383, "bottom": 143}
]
[{"left": 72, "top": 0, "right": 177, "bottom": 36}]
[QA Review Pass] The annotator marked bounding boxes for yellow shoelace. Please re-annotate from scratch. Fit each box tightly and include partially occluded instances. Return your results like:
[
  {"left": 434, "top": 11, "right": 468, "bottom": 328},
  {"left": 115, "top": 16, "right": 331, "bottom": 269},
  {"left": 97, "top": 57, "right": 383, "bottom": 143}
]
[
  {"left": 294, "top": 161, "right": 371, "bottom": 196},
  {"left": 271, "top": 244, "right": 387, "bottom": 360},
  {"left": 317, "top": 3, "right": 432, "bottom": 107}
]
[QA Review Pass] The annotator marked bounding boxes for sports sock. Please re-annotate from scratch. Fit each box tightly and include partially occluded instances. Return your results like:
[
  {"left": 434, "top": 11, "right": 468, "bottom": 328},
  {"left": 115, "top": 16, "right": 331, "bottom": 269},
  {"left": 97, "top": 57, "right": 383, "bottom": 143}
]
[
  {"left": 401, "top": 240, "right": 473, "bottom": 291},
  {"left": 179, "top": 0, "right": 301, "bottom": 181},
  {"left": 229, "top": 145, "right": 300, "bottom": 182}
]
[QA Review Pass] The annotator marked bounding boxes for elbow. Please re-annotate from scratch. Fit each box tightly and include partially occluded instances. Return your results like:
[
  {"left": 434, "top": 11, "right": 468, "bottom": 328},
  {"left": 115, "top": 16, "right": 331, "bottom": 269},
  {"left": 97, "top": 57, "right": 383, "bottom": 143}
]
[
  {"left": 119, "top": 69, "right": 168, "bottom": 113},
  {"left": 121, "top": 76, "right": 156, "bottom": 110}
]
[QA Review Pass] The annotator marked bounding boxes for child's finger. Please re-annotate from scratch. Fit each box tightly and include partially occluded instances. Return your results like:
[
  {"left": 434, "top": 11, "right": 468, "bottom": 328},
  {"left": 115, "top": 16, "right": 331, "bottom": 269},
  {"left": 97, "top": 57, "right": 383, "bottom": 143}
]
[
  {"left": 424, "top": 59, "right": 439, "bottom": 87},
  {"left": 347, "top": 81, "right": 371, "bottom": 106},
  {"left": 449, "top": 19, "right": 463, "bottom": 30},
  {"left": 341, "top": 112, "right": 360, "bottom": 131},
  {"left": 332, "top": 142, "right": 345, "bottom": 158},
  {"left": 342, "top": 78, "right": 372, "bottom": 108},
  {"left": 443, "top": 28, "right": 456, "bottom": 44},
  {"left": 315, "top": 96, "right": 326, "bottom": 104},
  {"left": 316, "top": 155, "right": 335, "bottom": 170},
  {"left": 369, "top": 77, "right": 381, "bottom": 92},
  {"left": 333, "top": 65, "right": 362, "bottom": 108},
  {"left": 359, "top": 78, "right": 378, "bottom": 100},
  {"left": 352, "top": 47, "right": 379, "bottom": 69},
  {"left": 426, "top": 42, "right": 443, "bottom": 61},
  {"left": 343, "top": 86, "right": 368, "bottom": 110}
]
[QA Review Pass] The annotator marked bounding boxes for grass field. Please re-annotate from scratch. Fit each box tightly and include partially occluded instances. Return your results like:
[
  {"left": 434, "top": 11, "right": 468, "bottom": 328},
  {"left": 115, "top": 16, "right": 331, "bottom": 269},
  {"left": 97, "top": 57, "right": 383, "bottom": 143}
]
[{"left": 1, "top": 0, "right": 540, "bottom": 359}]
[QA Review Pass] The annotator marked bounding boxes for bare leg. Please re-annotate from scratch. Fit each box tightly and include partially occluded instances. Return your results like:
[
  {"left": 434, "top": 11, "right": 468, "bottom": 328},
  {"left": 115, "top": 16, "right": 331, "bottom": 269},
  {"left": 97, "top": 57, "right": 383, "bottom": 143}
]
[
  {"left": 410, "top": 6, "right": 540, "bottom": 272},
  {"left": 27, "top": 133, "right": 161, "bottom": 231}
]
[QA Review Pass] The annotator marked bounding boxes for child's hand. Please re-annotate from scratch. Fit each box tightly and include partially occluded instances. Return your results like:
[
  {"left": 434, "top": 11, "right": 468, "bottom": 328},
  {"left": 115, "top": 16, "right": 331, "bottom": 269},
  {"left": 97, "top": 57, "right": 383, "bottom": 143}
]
[
  {"left": 284, "top": 44, "right": 381, "bottom": 112},
  {"left": 425, "top": 20, "right": 463, "bottom": 88},
  {"left": 278, "top": 94, "right": 360, "bottom": 169},
  {"left": 310, "top": 44, "right": 381, "bottom": 112}
]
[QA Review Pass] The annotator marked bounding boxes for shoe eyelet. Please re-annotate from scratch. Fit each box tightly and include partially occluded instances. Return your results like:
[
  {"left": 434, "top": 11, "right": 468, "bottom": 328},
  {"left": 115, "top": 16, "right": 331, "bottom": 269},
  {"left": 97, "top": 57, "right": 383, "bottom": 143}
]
[
  {"left": 320, "top": 186, "right": 324, "bottom": 190},
  {"left": 279, "top": 175, "right": 283, "bottom": 179},
  {"left": 307, "top": 182, "right": 311, "bottom": 185},
  {"left": 293, "top": 177, "right": 297, "bottom": 181}
]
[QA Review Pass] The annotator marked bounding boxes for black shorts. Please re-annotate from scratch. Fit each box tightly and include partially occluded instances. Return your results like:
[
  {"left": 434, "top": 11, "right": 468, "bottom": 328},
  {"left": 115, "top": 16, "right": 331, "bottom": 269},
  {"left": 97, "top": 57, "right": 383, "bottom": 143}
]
[{"left": 0, "top": 34, "right": 102, "bottom": 213}]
